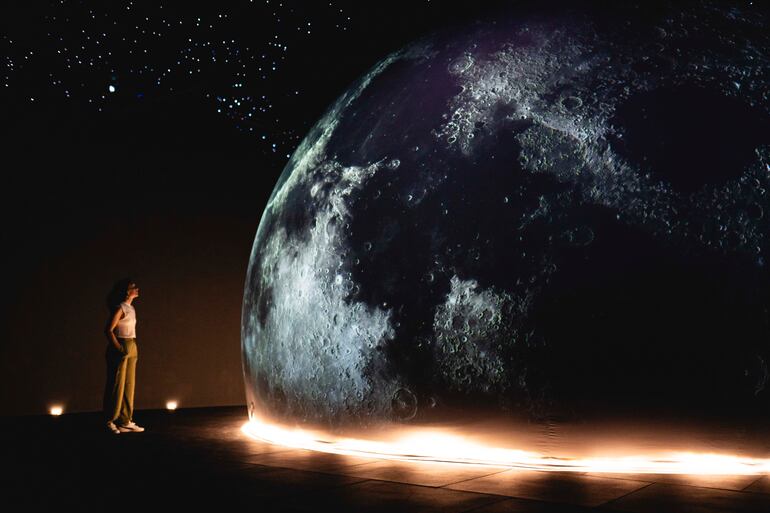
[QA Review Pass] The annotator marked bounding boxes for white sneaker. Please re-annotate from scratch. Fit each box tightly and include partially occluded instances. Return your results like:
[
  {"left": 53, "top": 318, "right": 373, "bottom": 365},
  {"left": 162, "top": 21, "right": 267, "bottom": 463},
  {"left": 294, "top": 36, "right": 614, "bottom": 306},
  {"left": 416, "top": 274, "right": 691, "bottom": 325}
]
[
  {"left": 106, "top": 421, "right": 121, "bottom": 434},
  {"left": 118, "top": 421, "right": 145, "bottom": 433}
]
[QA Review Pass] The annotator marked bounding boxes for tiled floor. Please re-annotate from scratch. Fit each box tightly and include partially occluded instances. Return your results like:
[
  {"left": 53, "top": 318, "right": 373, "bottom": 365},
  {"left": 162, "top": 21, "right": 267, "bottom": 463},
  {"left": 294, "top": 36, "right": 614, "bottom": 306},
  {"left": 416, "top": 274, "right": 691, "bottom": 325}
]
[{"left": 5, "top": 406, "right": 770, "bottom": 512}]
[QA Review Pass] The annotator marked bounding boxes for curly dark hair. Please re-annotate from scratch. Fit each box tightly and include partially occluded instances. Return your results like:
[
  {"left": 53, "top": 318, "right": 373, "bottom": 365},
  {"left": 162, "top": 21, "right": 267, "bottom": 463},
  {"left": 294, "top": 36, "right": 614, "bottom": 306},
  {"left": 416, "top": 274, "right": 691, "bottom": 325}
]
[{"left": 106, "top": 278, "right": 135, "bottom": 312}]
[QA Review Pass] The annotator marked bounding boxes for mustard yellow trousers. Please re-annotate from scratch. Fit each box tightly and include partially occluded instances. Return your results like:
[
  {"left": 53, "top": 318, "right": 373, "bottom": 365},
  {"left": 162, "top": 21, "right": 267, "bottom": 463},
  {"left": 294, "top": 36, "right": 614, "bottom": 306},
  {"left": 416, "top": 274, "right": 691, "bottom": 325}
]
[{"left": 103, "top": 337, "right": 138, "bottom": 424}]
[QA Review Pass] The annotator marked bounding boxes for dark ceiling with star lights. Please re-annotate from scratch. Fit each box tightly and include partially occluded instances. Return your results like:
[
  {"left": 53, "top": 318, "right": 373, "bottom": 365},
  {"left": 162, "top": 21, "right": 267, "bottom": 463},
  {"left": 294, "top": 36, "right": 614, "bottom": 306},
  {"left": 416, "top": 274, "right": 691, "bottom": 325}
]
[{"left": 0, "top": 0, "right": 520, "bottom": 311}]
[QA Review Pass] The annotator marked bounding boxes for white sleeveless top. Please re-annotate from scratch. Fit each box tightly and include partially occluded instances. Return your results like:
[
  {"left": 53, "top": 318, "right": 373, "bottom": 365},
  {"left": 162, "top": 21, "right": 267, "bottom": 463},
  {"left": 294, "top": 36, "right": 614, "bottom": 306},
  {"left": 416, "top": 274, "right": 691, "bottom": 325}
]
[{"left": 116, "top": 301, "right": 137, "bottom": 338}]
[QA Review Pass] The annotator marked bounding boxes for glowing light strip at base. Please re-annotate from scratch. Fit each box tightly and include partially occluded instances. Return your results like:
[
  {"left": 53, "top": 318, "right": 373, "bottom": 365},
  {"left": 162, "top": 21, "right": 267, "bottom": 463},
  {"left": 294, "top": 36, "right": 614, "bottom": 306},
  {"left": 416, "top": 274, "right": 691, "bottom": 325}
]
[{"left": 242, "top": 418, "right": 770, "bottom": 475}]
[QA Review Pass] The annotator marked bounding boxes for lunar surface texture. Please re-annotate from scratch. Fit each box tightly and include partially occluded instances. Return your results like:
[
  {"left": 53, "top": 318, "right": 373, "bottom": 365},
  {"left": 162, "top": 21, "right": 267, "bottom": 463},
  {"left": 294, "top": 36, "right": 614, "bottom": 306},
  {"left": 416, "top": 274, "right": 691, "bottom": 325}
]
[{"left": 242, "top": 2, "right": 770, "bottom": 430}]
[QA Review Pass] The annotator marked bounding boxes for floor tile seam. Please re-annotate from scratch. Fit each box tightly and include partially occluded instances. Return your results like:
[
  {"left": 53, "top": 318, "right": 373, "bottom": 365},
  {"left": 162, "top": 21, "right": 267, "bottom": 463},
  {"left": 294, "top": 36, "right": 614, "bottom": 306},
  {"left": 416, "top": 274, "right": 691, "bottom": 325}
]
[
  {"left": 444, "top": 483, "right": 627, "bottom": 509},
  {"left": 238, "top": 462, "right": 335, "bottom": 474},
  {"left": 554, "top": 471, "right": 767, "bottom": 496},
  {"left": 250, "top": 475, "right": 374, "bottom": 499},
  {"left": 316, "top": 476, "right": 372, "bottom": 490},
  {"left": 443, "top": 469, "right": 653, "bottom": 489},
  {"left": 592, "top": 482, "right": 656, "bottom": 509},
  {"left": 235, "top": 447, "right": 304, "bottom": 457},
  {"left": 434, "top": 468, "right": 519, "bottom": 489},
  {"left": 252, "top": 462, "right": 386, "bottom": 475},
  {"left": 317, "top": 460, "right": 392, "bottom": 471},
  {"left": 242, "top": 453, "right": 377, "bottom": 475},
  {"left": 445, "top": 473, "right": 657, "bottom": 508},
  {"left": 740, "top": 476, "right": 765, "bottom": 492},
  {"left": 258, "top": 479, "right": 375, "bottom": 509},
  {"left": 592, "top": 477, "right": 770, "bottom": 496},
  {"left": 241, "top": 464, "right": 381, "bottom": 487},
  {"left": 340, "top": 474, "right": 525, "bottom": 495},
  {"left": 270, "top": 477, "right": 376, "bottom": 502}
]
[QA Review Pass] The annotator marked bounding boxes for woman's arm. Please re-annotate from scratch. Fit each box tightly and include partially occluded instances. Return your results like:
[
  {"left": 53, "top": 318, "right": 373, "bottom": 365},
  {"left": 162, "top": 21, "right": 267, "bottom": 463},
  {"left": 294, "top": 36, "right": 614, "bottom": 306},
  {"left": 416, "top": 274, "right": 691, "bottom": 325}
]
[{"left": 105, "top": 307, "right": 125, "bottom": 353}]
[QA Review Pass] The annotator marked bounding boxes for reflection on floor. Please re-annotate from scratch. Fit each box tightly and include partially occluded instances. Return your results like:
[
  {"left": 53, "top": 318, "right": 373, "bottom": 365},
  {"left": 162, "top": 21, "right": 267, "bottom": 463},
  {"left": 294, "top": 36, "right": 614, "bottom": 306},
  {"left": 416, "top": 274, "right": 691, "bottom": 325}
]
[{"left": 5, "top": 405, "right": 770, "bottom": 512}]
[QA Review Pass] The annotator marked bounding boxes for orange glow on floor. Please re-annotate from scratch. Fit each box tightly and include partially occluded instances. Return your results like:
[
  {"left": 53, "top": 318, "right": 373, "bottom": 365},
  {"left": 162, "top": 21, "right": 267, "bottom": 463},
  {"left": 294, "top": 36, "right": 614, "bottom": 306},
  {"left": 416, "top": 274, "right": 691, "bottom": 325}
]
[{"left": 242, "top": 416, "right": 770, "bottom": 475}]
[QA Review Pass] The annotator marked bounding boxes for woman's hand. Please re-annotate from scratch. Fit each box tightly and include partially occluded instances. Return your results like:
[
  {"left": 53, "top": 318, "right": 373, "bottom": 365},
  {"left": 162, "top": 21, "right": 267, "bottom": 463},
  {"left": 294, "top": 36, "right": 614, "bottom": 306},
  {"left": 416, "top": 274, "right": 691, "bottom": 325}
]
[{"left": 105, "top": 306, "right": 125, "bottom": 354}]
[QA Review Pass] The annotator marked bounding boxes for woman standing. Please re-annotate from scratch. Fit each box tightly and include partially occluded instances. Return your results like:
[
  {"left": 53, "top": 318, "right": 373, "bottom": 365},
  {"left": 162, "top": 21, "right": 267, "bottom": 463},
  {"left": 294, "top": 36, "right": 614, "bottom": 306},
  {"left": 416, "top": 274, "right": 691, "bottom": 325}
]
[{"left": 103, "top": 278, "right": 145, "bottom": 434}]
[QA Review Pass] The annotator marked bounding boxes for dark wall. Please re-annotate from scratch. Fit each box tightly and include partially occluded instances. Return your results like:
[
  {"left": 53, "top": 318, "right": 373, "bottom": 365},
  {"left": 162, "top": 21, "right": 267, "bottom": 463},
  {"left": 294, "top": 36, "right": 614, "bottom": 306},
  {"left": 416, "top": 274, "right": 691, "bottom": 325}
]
[
  {"left": 0, "top": 71, "right": 284, "bottom": 415},
  {"left": 0, "top": 147, "right": 271, "bottom": 416}
]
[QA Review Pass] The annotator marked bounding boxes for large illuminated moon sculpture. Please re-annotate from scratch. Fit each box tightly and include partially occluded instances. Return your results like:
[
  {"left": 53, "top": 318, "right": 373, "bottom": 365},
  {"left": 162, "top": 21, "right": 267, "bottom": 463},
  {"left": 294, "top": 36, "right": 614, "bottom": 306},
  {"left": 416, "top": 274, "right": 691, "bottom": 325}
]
[{"left": 241, "top": 1, "right": 770, "bottom": 468}]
